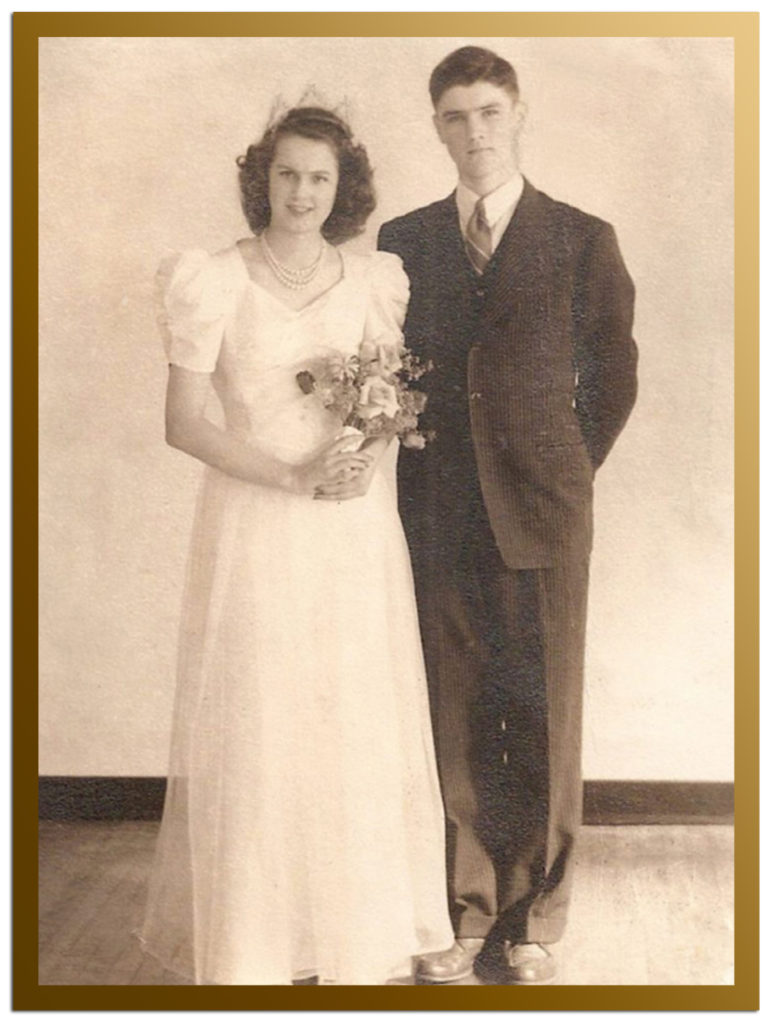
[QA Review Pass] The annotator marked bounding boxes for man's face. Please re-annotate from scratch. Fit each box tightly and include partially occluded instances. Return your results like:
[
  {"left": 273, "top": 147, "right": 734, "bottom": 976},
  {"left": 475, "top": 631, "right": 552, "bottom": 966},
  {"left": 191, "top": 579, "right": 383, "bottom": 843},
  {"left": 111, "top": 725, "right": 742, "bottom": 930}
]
[{"left": 433, "top": 80, "right": 525, "bottom": 195}]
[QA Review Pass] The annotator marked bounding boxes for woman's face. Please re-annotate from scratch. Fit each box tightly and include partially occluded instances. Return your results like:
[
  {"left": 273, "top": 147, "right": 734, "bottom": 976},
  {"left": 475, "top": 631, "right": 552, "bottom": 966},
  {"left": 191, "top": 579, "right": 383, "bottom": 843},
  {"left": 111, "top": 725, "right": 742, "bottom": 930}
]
[{"left": 267, "top": 133, "right": 339, "bottom": 237}]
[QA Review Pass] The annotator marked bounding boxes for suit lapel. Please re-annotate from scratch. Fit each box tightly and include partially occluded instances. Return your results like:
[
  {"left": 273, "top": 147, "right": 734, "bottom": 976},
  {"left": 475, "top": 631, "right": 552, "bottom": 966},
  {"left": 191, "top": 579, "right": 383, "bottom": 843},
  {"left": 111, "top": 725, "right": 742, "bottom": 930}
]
[
  {"left": 409, "top": 195, "right": 477, "bottom": 365},
  {"left": 426, "top": 194, "right": 475, "bottom": 287},
  {"left": 482, "top": 179, "right": 551, "bottom": 324}
]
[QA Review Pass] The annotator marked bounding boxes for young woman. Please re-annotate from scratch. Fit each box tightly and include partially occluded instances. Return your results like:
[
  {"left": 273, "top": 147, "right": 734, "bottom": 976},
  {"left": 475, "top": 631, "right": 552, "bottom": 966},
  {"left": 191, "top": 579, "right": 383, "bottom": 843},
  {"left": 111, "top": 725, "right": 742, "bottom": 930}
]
[{"left": 138, "top": 106, "right": 453, "bottom": 985}]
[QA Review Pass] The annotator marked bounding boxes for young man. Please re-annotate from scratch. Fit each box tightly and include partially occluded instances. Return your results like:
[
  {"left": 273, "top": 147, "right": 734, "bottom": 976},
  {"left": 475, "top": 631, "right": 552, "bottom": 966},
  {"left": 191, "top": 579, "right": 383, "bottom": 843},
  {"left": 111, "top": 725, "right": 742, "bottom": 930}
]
[{"left": 378, "top": 46, "right": 638, "bottom": 985}]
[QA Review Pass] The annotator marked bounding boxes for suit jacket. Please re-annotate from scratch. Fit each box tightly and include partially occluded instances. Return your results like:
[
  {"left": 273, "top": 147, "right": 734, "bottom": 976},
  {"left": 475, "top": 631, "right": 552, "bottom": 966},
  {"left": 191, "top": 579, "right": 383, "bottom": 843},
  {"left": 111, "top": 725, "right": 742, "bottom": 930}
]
[{"left": 378, "top": 179, "right": 638, "bottom": 570}]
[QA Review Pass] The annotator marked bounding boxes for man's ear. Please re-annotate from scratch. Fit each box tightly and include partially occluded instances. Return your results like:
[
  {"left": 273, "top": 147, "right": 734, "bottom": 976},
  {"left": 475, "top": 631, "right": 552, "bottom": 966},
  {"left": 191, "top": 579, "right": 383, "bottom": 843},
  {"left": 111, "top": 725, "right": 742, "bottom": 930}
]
[
  {"left": 512, "top": 100, "right": 528, "bottom": 131},
  {"left": 432, "top": 112, "right": 446, "bottom": 145}
]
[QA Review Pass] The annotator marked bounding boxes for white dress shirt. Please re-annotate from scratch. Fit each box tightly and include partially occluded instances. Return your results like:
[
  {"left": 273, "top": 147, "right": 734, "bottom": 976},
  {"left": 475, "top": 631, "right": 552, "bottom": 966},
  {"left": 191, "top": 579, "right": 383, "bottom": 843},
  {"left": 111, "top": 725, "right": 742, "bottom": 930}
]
[{"left": 455, "top": 174, "right": 525, "bottom": 255}]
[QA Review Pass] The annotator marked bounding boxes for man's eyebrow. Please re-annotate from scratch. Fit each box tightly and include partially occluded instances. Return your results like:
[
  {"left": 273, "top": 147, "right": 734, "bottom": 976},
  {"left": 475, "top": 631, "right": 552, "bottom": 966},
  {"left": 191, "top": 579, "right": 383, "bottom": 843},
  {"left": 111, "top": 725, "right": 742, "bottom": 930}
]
[{"left": 439, "top": 102, "right": 502, "bottom": 117}]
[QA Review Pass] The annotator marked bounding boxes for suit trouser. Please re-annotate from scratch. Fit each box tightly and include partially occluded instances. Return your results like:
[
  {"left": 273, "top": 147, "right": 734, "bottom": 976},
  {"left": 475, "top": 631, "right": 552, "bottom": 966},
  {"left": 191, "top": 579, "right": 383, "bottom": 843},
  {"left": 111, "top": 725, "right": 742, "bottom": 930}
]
[{"left": 415, "top": 512, "right": 589, "bottom": 945}]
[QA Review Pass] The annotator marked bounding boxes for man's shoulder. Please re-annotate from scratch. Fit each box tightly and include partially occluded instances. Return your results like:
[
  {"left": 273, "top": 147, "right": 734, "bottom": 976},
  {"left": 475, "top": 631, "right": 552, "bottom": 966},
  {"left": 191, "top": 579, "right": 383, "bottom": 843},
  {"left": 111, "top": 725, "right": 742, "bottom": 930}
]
[
  {"left": 379, "top": 196, "right": 452, "bottom": 245},
  {"left": 532, "top": 185, "right": 613, "bottom": 241}
]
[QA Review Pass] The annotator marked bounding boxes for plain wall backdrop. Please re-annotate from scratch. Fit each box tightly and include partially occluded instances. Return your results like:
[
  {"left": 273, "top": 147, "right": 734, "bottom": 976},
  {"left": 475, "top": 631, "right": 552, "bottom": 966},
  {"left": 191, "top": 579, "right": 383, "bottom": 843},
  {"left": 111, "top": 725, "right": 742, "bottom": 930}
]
[{"left": 38, "top": 35, "right": 734, "bottom": 779}]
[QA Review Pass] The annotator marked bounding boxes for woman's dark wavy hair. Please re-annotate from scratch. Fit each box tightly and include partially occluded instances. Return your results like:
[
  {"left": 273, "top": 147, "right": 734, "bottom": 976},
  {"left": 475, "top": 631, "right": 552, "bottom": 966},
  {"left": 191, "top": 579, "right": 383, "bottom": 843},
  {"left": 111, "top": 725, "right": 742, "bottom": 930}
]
[{"left": 236, "top": 107, "right": 376, "bottom": 244}]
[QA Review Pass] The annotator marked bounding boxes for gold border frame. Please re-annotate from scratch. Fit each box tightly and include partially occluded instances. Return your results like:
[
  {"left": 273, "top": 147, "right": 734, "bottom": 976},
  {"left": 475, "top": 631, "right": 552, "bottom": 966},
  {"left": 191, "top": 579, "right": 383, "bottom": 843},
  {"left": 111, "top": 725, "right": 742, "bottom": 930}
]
[{"left": 17, "top": 11, "right": 757, "bottom": 1011}]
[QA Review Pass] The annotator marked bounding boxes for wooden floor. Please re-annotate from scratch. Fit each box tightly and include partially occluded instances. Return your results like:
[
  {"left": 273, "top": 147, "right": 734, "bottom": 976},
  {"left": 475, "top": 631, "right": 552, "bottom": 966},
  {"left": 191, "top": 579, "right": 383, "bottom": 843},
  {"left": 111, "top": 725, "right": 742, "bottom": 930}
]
[{"left": 38, "top": 822, "right": 733, "bottom": 986}]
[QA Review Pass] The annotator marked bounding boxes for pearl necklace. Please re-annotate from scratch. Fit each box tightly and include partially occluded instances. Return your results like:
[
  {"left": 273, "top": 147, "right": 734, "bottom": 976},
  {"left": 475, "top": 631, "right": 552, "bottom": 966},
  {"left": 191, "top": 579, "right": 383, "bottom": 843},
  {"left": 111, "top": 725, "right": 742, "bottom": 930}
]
[{"left": 260, "top": 232, "right": 326, "bottom": 290}]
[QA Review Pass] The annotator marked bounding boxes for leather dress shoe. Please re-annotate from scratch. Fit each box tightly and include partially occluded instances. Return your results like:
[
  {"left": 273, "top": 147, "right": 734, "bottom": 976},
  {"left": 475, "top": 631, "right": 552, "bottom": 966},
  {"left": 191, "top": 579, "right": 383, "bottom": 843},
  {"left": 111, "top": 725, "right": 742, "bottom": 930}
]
[
  {"left": 474, "top": 942, "right": 557, "bottom": 985},
  {"left": 415, "top": 938, "right": 484, "bottom": 983}
]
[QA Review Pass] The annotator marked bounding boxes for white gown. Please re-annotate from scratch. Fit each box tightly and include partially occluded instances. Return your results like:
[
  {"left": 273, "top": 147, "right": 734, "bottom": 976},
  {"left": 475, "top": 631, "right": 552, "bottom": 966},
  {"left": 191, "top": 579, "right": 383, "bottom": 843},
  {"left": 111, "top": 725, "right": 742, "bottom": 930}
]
[{"left": 138, "top": 244, "right": 453, "bottom": 985}]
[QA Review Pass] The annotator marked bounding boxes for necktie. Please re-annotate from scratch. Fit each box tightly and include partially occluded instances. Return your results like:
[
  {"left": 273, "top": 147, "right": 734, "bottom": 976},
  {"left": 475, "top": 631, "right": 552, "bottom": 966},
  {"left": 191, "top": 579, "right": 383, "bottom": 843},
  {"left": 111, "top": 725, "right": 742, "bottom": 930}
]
[{"left": 465, "top": 198, "right": 492, "bottom": 275}]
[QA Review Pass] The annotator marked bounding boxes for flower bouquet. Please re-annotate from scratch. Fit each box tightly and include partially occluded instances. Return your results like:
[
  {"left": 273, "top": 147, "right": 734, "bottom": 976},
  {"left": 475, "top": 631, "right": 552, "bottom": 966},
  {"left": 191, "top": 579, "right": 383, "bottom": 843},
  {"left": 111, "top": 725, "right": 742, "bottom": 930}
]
[{"left": 296, "top": 339, "right": 434, "bottom": 450}]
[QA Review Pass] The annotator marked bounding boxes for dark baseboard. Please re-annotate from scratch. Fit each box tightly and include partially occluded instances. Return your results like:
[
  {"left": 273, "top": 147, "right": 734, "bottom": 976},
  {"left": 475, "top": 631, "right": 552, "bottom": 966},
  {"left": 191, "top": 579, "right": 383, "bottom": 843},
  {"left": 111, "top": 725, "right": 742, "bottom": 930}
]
[
  {"left": 37, "top": 777, "right": 734, "bottom": 825},
  {"left": 38, "top": 777, "right": 168, "bottom": 822},
  {"left": 582, "top": 780, "right": 733, "bottom": 825}
]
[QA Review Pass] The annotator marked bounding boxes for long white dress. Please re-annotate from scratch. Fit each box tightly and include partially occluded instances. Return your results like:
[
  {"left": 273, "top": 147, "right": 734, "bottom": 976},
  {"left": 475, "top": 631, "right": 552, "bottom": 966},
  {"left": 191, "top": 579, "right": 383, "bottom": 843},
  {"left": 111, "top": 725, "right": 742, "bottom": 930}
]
[{"left": 138, "top": 244, "right": 453, "bottom": 985}]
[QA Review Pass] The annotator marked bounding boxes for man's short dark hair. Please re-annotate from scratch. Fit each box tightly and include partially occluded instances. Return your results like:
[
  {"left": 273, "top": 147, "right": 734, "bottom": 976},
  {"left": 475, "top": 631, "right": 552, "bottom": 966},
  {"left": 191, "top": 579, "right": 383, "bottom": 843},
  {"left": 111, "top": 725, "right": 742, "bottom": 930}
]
[{"left": 429, "top": 46, "right": 519, "bottom": 107}]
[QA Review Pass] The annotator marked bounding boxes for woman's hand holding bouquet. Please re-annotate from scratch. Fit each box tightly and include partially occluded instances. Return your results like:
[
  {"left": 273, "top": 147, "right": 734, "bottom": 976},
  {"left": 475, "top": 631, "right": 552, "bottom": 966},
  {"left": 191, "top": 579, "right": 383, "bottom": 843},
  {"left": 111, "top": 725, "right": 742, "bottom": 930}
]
[
  {"left": 289, "top": 435, "right": 377, "bottom": 498},
  {"left": 296, "top": 337, "right": 433, "bottom": 501}
]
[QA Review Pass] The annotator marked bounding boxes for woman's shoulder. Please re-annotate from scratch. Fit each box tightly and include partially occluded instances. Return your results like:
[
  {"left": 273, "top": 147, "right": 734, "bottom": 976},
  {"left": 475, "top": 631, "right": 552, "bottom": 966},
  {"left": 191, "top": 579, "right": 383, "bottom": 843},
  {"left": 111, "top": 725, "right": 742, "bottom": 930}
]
[
  {"left": 159, "top": 242, "right": 245, "bottom": 276},
  {"left": 342, "top": 248, "right": 404, "bottom": 275},
  {"left": 342, "top": 248, "right": 408, "bottom": 294},
  {"left": 340, "top": 250, "right": 409, "bottom": 331},
  {"left": 157, "top": 244, "right": 245, "bottom": 304}
]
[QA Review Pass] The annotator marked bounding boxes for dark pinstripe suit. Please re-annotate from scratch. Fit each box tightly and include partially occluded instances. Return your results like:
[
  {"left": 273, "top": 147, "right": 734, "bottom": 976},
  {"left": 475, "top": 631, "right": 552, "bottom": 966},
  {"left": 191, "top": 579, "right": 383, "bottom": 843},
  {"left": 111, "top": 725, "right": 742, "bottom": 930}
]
[{"left": 378, "top": 180, "right": 637, "bottom": 943}]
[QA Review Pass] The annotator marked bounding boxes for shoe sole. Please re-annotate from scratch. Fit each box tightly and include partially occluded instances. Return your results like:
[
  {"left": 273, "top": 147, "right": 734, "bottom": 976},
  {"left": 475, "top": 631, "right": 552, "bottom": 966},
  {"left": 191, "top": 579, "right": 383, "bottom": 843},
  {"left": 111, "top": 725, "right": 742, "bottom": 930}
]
[
  {"left": 415, "top": 968, "right": 474, "bottom": 984},
  {"left": 493, "top": 976, "right": 556, "bottom": 985},
  {"left": 474, "top": 962, "right": 558, "bottom": 986}
]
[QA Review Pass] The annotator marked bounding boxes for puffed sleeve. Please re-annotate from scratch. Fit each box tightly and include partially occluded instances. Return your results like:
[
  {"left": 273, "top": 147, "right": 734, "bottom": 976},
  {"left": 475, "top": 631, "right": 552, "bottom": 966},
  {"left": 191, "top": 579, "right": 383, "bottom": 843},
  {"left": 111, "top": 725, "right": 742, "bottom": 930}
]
[
  {"left": 363, "top": 250, "right": 410, "bottom": 345},
  {"left": 156, "top": 249, "right": 231, "bottom": 373}
]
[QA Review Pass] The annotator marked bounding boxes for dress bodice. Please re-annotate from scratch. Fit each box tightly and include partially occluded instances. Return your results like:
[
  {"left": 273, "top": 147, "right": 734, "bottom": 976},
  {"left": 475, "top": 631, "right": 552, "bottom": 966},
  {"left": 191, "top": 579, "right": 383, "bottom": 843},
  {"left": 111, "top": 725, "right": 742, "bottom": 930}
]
[{"left": 157, "top": 243, "right": 409, "bottom": 463}]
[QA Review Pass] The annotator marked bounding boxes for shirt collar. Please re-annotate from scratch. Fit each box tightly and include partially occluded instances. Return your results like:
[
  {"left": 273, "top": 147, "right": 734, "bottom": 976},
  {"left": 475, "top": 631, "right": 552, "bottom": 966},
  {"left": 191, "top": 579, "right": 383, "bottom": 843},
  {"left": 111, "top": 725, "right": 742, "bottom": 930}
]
[{"left": 455, "top": 173, "right": 525, "bottom": 232}]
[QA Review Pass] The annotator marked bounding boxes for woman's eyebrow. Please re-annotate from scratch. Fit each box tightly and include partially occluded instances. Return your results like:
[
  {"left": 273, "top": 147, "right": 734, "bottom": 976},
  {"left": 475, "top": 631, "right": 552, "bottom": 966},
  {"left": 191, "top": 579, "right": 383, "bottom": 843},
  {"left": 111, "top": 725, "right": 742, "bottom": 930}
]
[{"left": 273, "top": 162, "right": 331, "bottom": 173}]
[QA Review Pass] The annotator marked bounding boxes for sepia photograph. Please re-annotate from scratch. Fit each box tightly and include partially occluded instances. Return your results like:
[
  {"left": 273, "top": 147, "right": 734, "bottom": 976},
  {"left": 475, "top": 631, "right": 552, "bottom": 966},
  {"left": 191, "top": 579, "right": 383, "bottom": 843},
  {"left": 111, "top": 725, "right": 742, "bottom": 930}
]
[{"left": 18, "top": 11, "right": 755, "bottom": 1012}]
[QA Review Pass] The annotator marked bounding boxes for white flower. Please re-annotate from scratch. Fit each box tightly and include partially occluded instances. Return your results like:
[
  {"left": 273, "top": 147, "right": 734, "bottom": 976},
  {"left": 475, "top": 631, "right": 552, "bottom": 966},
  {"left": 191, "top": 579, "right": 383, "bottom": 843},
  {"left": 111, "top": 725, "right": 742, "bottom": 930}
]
[
  {"left": 359, "top": 340, "right": 403, "bottom": 376},
  {"left": 357, "top": 375, "right": 400, "bottom": 420},
  {"left": 402, "top": 432, "right": 426, "bottom": 449}
]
